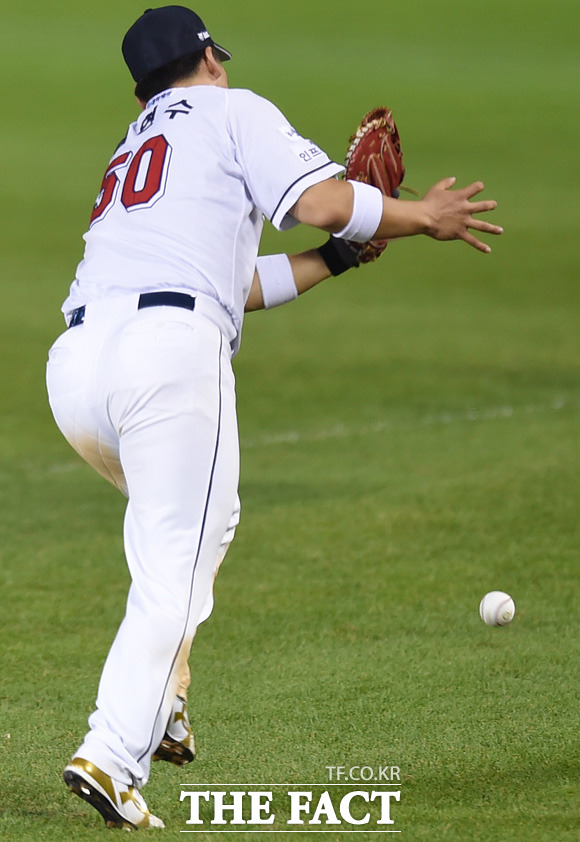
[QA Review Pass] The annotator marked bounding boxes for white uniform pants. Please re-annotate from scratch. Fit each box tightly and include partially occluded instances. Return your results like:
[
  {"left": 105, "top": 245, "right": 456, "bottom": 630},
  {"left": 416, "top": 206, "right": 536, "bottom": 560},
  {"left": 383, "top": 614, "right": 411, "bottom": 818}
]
[{"left": 46, "top": 293, "right": 240, "bottom": 787}]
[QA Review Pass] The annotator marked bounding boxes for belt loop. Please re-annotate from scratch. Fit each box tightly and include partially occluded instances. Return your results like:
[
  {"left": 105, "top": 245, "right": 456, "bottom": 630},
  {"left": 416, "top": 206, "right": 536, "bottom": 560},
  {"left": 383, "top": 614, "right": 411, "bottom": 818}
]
[{"left": 68, "top": 306, "right": 86, "bottom": 328}]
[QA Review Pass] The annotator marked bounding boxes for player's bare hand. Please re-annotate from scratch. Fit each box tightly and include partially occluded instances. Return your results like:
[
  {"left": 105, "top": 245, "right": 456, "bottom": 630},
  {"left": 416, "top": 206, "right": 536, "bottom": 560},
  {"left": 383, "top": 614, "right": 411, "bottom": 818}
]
[{"left": 422, "top": 178, "right": 503, "bottom": 253}]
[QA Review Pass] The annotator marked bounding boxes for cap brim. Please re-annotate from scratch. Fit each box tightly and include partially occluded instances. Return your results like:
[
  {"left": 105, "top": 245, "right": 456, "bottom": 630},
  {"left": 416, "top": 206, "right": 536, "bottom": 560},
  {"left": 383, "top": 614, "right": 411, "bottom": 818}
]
[{"left": 213, "top": 43, "right": 232, "bottom": 62}]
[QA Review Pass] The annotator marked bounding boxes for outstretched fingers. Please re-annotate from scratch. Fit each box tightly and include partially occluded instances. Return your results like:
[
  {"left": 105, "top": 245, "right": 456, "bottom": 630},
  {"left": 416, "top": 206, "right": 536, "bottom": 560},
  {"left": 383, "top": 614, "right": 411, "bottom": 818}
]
[
  {"left": 469, "top": 217, "right": 503, "bottom": 235},
  {"left": 463, "top": 216, "right": 504, "bottom": 253},
  {"left": 464, "top": 187, "right": 503, "bottom": 252},
  {"left": 460, "top": 231, "right": 493, "bottom": 254},
  {"left": 460, "top": 180, "right": 486, "bottom": 199},
  {"left": 469, "top": 198, "right": 498, "bottom": 215},
  {"left": 423, "top": 176, "right": 503, "bottom": 251}
]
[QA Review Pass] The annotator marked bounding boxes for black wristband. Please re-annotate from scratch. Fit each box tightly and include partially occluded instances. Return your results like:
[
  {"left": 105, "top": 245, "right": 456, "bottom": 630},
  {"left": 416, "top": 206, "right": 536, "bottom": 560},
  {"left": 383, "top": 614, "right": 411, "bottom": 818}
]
[{"left": 317, "top": 237, "right": 360, "bottom": 276}]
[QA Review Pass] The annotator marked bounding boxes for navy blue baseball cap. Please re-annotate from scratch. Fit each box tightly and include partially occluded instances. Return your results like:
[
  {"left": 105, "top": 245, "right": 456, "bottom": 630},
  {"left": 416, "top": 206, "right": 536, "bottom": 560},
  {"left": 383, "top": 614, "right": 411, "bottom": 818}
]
[{"left": 122, "top": 6, "right": 232, "bottom": 82}]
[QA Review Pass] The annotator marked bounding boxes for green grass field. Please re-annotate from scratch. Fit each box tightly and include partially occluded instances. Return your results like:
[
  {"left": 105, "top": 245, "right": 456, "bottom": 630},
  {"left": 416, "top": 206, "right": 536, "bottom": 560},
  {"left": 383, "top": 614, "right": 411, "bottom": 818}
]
[{"left": 0, "top": 0, "right": 579, "bottom": 839}]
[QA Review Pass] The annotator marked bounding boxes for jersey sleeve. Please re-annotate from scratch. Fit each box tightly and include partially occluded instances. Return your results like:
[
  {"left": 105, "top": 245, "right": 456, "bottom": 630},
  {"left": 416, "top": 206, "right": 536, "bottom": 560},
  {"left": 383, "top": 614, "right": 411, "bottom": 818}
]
[{"left": 226, "top": 89, "right": 344, "bottom": 231}]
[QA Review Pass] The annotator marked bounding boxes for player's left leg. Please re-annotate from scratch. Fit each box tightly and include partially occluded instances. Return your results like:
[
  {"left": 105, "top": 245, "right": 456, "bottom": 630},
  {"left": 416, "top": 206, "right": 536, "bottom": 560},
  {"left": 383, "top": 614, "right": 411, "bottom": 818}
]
[
  {"left": 48, "top": 311, "right": 240, "bottom": 781},
  {"left": 153, "top": 496, "right": 241, "bottom": 766},
  {"left": 48, "top": 297, "right": 239, "bottom": 832}
]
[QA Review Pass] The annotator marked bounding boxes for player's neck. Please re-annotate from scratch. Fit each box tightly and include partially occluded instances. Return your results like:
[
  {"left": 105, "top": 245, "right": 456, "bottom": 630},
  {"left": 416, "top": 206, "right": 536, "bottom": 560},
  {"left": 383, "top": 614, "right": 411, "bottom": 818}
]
[{"left": 137, "top": 72, "right": 228, "bottom": 110}]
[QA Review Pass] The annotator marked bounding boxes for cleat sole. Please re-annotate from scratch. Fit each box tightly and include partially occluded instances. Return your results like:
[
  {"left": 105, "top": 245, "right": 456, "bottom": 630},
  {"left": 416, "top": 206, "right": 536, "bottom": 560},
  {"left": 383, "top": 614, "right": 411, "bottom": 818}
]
[{"left": 63, "top": 768, "right": 137, "bottom": 830}]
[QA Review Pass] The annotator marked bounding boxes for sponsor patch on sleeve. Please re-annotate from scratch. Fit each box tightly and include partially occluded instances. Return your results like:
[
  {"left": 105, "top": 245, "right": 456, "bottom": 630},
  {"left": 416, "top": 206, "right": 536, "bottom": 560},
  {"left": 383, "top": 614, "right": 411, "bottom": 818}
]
[
  {"left": 278, "top": 124, "right": 302, "bottom": 141},
  {"left": 278, "top": 126, "right": 325, "bottom": 163},
  {"left": 296, "top": 144, "right": 324, "bottom": 163}
]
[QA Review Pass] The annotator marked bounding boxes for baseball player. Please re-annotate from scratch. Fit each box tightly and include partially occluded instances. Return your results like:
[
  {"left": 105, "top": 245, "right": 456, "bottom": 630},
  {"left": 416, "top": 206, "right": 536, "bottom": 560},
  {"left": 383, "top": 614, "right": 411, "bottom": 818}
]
[{"left": 46, "top": 5, "right": 502, "bottom": 830}]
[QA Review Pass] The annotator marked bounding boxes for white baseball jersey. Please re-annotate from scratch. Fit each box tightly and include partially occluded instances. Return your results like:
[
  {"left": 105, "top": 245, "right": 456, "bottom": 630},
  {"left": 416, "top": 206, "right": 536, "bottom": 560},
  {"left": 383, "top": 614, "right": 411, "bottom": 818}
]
[{"left": 63, "top": 85, "right": 344, "bottom": 346}]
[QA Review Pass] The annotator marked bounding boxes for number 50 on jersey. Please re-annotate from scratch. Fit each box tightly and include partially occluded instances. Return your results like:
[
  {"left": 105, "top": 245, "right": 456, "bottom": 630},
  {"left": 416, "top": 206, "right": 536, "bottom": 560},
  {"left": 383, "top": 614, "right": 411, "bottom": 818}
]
[{"left": 90, "top": 135, "right": 171, "bottom": 225}]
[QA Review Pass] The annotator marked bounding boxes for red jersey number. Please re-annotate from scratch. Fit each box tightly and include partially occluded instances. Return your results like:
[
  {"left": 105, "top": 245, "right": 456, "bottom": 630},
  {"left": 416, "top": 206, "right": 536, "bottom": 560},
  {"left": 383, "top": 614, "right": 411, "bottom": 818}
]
[{"left": 90, "top": 135, "right": 171, "bottom": 226}]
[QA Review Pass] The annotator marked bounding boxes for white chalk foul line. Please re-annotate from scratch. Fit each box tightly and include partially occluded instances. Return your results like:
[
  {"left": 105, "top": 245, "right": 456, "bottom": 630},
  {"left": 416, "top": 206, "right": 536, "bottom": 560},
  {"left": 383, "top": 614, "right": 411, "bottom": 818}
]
[{"left": 240, "top": 396, "right": 572, "bottom": 450}]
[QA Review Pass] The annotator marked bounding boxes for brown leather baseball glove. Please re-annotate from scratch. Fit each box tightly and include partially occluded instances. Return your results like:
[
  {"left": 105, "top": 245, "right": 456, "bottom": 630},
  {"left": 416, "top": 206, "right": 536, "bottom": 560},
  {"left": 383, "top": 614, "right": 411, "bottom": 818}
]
[{"left": 344, "top": 106, "right": 405, "bottom": 263}]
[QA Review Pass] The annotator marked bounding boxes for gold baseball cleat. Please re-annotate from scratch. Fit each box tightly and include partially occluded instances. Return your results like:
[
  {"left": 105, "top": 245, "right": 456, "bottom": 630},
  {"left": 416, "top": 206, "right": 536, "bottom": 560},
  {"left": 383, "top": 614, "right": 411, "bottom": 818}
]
[
  {"left": 63, "top": 757, "right": 164, "bottom": 829},
  {"left": 152, "top": 695, "right": 195, "bottom": 766}
]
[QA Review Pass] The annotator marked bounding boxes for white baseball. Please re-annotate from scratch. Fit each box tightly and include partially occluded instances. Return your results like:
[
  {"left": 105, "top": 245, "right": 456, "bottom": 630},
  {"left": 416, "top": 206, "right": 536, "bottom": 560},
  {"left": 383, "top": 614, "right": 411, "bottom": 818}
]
[{"left": 479, "top": 591, "right": 516, "bottom": 626}]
